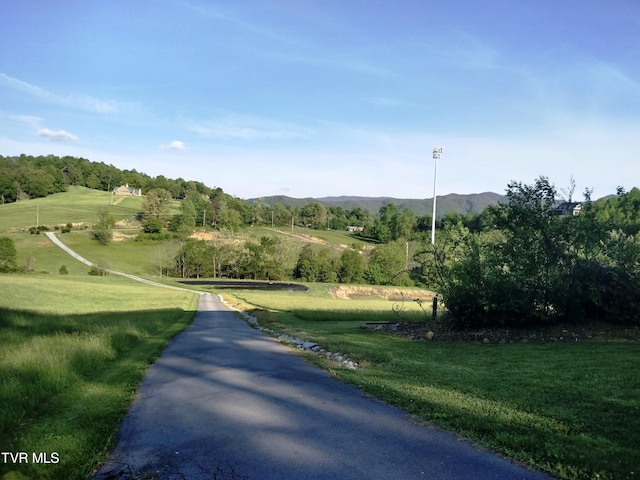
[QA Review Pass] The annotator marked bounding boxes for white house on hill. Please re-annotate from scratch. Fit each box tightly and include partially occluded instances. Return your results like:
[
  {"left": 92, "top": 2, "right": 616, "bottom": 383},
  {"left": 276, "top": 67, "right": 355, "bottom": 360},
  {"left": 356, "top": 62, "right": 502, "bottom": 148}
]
[{"left": 113, "top": 184, "right": 142, "bottom": 196}]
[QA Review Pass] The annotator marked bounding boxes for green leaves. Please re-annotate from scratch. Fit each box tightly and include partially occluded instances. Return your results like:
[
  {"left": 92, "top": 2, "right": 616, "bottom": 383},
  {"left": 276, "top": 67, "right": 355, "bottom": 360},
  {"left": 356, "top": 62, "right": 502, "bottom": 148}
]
[{"left": 427, "top": 176, "right": 640, "bottom": 327}]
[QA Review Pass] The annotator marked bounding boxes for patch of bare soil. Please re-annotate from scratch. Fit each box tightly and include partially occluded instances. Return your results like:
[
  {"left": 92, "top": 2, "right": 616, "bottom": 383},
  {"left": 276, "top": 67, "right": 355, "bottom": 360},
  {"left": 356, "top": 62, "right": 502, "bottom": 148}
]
[
  {"left": 111, "top": 230, "right": 137, "bottom": 241},
  {"left": 366, "top": 319, "right": 640, "bottom": 343},
  {"left": 266, "top": 228, "right": 335, "bottom": 248},
  {"left": 190, "top": 231, "right": 246, "bottom": 245},
  {"left": 330, "top": 285, "right": 435, "bottom": 301}
]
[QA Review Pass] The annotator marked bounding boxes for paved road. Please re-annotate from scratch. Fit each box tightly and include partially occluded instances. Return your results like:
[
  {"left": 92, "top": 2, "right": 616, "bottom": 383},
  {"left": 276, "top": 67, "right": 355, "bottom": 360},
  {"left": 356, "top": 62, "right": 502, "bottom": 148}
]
[{"left": 94, "top": 294, "right": 553, "bottom": 480}]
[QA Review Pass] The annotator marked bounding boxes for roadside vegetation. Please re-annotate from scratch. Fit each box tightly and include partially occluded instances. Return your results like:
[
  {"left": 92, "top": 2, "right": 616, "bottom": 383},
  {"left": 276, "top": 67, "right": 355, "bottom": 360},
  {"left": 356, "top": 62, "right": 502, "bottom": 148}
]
[
  {"left": 0, "top": 275, "right": 198, "bottom": 480},
  {"left": 224, "top": 286, "right": 640, "bottom": 480}
]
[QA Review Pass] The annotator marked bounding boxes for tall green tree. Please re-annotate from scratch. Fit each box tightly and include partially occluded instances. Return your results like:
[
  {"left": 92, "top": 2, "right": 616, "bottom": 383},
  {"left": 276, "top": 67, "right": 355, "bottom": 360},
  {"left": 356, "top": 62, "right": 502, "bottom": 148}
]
[
  {"left": 366, "top": 241, "right": 409, "bottom": 285},
  {"left": 93, "top": 209, "right": 115, "bottom": 245},
  {"left": 338, "top": 248, "right": 366, "bottom": 283},
  {"left": 300, "top": 202, "right": 328, "bottom": 229},
  {"left": 0, "top": 177, "right": 17, "bottom": 204},
  {"left": 143, "top": 188, "right": 172, "bottom": 220},
  {"left": 0, "top": 237, "right": 18, "bottom": 272}
]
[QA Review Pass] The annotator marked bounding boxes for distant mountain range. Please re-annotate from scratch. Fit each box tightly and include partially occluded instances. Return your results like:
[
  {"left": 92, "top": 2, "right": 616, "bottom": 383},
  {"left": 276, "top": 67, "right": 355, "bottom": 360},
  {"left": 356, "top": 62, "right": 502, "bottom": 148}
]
[{"left": 248, "top": 192, "right": 505, "bottom": 217}]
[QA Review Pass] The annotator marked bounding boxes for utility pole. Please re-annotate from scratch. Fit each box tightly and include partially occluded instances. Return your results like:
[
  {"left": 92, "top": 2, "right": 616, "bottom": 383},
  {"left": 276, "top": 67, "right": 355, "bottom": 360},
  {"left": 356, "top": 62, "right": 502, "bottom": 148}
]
[
  {"left": 203, "top": 209, "right": 206, "bottom": 228},
  {"left": 431, "top": 147, "right": 442, "bottom": 245},
  {"left": 36, "top": 205, "right": 39, "bottom": 228},
  {"left": 406, "top": 241, "right": 409, "bottom": 269}
]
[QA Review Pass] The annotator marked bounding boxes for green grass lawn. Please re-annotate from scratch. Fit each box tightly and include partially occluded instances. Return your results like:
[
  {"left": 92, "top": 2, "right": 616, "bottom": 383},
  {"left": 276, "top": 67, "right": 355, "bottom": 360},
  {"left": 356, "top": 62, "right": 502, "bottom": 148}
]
[
  {"left": 224, "top": 287, "right": 640, "bottom": 480},
  {"left": 0, "top": 186, "right": 145, "bottom": 232},
  {"left": 0, "top": 275, "right": 199, "bottom": 480},
  {"left": 54, "top": 230, "right": 181, "bottom": 276}
]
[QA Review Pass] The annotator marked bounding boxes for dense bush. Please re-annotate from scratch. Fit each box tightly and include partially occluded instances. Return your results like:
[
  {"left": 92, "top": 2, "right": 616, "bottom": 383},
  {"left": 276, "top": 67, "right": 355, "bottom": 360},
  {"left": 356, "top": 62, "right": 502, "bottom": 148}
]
[
  {"left": 142, "top": 218, "right": 164, "bottom": 234},
  {"left": 88, "top": 265, "right": 108, "bottom": 276},
  {"left": 423, "top": 178, "right": 640, "bottom": 327}
]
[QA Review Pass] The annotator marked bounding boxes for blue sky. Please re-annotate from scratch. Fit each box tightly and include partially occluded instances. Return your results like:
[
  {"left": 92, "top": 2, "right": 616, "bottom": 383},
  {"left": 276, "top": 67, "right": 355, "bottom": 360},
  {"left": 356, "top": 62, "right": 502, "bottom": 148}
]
[{"left": 1, "top": 1, "right": 639, "bottom": 199}]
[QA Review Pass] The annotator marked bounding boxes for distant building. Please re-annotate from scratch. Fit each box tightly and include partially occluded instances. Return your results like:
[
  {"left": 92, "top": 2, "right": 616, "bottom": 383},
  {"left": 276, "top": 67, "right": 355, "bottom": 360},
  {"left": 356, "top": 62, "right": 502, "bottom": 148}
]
[
  {"left": 555, "top": 202, "right": 582, "bottom": 216},
  {"left": 346, "top": 225, "right": 364, "bottom": 232},
  {"left": 113, "top": 184, "right": 142, "bottom": 196}
]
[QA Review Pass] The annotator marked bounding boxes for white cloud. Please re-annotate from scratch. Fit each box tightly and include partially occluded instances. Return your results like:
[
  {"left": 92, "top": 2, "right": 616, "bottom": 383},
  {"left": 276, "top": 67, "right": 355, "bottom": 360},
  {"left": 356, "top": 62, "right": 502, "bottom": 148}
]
[
  {"left": 36, "top": 128, "right": 78, "bottom": 142},
  {"left": 190, "top": 114, "right": 311, "bottom": 141},
  {"left": 12, "top": 115, "right": 43, "bottom": 128},
  {"left": 160, "top": 140, "right": 187, "bottom": 150},
  {"left": 0, "top": 73, "right": 121, "bottom": 114}
]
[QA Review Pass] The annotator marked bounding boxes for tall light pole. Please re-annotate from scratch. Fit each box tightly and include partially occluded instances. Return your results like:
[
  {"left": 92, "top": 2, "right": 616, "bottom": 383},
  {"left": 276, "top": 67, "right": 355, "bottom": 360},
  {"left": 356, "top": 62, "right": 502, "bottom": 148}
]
[{"left": 431, "top": 147, "right": 442, "bottom": 245}]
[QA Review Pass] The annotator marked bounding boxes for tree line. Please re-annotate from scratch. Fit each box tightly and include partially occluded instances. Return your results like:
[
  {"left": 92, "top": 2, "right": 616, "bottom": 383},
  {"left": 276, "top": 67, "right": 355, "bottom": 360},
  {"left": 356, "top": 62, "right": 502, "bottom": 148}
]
[{"left": 0, "top": 154, "right": 211, "bottom": 203}]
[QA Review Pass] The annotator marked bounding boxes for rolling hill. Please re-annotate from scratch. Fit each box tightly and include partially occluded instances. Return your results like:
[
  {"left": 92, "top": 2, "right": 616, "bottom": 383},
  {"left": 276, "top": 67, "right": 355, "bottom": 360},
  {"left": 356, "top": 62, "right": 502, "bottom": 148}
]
[{"left": 249, "top": 192, "right": 505, "bottom": 217}]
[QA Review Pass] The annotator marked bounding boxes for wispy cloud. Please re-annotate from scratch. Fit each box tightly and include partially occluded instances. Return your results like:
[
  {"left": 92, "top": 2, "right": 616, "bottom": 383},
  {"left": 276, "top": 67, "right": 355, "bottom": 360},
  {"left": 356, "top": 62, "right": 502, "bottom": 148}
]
[
  {"left": 160, "top": 140, "right": 187, "bottom": 150},
  {"left": 367, "top": 96, "right": 423, "bottom": 108},
  {"left": 36, "top": 128, "right": 78, "bottom": 141},
  {"left": 190, "top": 114, "right": 311, "bottom": 141},
  {"left": 0, "top": 73, "right": 121, "bottom": 114},
  {"left": 11, "top": 114, "right": 43, "bottom": 128}
]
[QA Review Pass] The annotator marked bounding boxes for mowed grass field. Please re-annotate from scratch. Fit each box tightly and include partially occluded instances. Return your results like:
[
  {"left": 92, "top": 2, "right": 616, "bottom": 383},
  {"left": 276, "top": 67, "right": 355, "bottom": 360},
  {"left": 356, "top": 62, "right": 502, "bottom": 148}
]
[
  {"left": 224, "top": 287, "right": 640, "bottom": 480},
  {"left": 0, "top": 275, "right": 199, "bottom": 480},
  {"left": 0, "top": 186, "right": 144, "bottom": 232}
]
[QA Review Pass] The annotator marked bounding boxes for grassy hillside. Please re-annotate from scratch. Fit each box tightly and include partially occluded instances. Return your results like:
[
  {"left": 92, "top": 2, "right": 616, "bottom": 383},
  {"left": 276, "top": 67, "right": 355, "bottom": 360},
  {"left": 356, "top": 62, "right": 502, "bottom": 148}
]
[
  {"left": 1, "top": 188, "right": 365, "bottom": 279},
  {"left": 0, "top": 186, "right": 143, "bottom": 232}
]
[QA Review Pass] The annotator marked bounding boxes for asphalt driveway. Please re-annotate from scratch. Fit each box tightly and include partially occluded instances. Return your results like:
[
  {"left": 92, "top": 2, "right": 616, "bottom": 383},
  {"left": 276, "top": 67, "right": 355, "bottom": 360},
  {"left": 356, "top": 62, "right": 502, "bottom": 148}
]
[{"left": 94, "top": 293, "right": 553, "bottom": 480}]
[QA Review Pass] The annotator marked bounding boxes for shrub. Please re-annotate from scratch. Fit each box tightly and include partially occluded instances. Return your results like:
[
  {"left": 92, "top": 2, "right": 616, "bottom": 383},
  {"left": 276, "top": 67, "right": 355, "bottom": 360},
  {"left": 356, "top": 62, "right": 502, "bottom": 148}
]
[
  {"left": 142, "top": 218, "right": 164, "bottom": 234},
  {"left": 135, "top": 232, "right": 170, "bottom": 242},
  {"left": 88, "top": 265, "right": 108, "bottom": 276},
  {"left": 59, "top": 265, "right": 69, "bottom": 275}
]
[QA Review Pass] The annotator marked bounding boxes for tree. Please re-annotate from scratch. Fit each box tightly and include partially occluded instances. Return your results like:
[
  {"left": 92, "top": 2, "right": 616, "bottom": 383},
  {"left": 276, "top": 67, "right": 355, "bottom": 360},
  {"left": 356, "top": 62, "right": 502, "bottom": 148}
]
[
  {"left": 143, "top": 218, "right": 164, "bottom": 234},
  {"left": 490, "top": 177, "right": 572, "bottom": 321},
  {"left": 93, "top": 209, "right": 115, "bottom": 245},
  {"left": 294, "top": 245, "right": 318, "bottom": 281},
  {"left": 428, "top": 176, "right": 609, "bottom": 327},
  {"left": 339, "top": 248, "right": 366, "bottom": 283},
  {"left": 0, "top": 177, "right": 17, "bottom": 204},
  {"left": 391, "top": 208, "right": 415, "bottom": 240},
  {"left": 209, "top": 188, "right": 227, "bottom": 227},
  {"left": 242, "top": 236, "right": 286, "bottom": 280},
  {"left": 365, "top": 241, "right": 409, "bottom": 285},
  {"left": 142, "top": 188, "right": 172, "bottom": 220},
  {"left": 0, "top": 237, "right": 18, "bottom": 272},
  {"left": 217, "top": 208, "right": 243, "bottom": 232},
  {"left": 294, "top": 246, "right": 338, "bottom": 282},
  {"left": 300, "top": 202, "right": 328, "bottom": 229},
  {"left": 173, "top": 239, "right": 211, "bottom": 278},
  {"left": 169, "top": 197, "right": 197, "bottom": 235}
]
